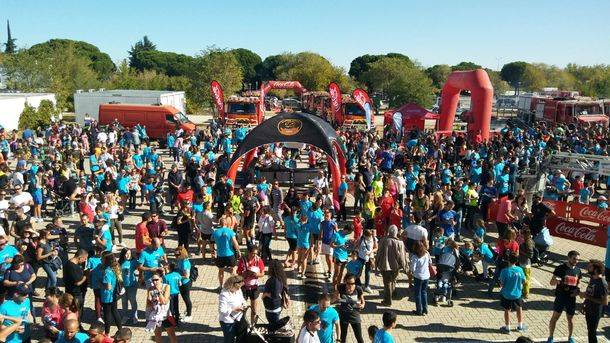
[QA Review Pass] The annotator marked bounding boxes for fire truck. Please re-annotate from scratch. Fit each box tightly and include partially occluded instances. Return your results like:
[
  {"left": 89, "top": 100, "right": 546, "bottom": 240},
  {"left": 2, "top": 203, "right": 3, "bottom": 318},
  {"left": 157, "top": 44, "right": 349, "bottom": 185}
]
[
  {"left": 210, "top": 81, "right": 264, "bottom": 126},
  {"left": 301, "top": 91, "right": 331, "bottom": 119},
  {"left": 325, "top": 94, "right": 367, "bottom": 128},
  {"left": 518, "top": 94, "right": 608, "bottom": 126}
]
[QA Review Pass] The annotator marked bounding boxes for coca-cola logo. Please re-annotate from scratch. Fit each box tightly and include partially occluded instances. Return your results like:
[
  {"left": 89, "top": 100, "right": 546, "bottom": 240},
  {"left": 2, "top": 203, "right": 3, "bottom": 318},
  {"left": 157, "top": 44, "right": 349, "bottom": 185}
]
[
  {"left": 270, "top": 81, "right": 298, "bottom": 88},
  {"left": 555, "top": 222, "right": 598, "bottom": 242},
  {"left": 577, "top": 207, "right": 610, "bottom": 223}
]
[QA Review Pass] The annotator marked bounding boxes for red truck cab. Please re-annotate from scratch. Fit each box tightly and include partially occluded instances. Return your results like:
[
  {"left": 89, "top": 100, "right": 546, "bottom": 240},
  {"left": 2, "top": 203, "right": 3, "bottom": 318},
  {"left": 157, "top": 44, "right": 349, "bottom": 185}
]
[
  {"left": 225, "top": 96, "right": 262, "bottom": 126},
  {"left": 98, "top": 104, "right": 196, "bottom": 140}
]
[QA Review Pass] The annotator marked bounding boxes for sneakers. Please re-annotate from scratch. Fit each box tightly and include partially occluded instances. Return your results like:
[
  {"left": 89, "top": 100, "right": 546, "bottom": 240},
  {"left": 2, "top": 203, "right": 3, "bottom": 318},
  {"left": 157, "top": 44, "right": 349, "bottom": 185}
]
[
  {"left": 516, "top": 324, "right": 527, "bottom": 332},
  {"left": 546, "top": 337, "right": 554, "bottom": 343},
  {"left": 500, "top": 326, "right": 510, "bottom": 334},
  {"left": 97, "top": 317, "right": 105, "bottom": 324},
  {"left": 363, "top": 286, "right": 372, "bottom": 293},
  {"left": 182, "top": 316, "right": 192, "bottom": 323},
  {"left": 568, "top": 337, "right": 575, "bottom": 343}
]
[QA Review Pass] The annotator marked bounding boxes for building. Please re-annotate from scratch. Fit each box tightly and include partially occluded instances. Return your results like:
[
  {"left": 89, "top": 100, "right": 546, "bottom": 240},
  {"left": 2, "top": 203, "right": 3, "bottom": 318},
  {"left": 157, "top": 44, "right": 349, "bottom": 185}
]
[
  {"left": 0, "top": 93, "right": 57, "bottom": 130},
  {"left": 73, "top": 89, "right": 186, "bottom": 123}
]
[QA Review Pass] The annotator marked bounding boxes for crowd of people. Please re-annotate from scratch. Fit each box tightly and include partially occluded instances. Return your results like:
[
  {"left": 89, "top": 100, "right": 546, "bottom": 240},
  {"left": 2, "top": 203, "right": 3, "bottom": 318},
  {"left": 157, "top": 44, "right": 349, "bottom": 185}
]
[{"left": 0, "top": 115, "right": 604, "bottom": 343}]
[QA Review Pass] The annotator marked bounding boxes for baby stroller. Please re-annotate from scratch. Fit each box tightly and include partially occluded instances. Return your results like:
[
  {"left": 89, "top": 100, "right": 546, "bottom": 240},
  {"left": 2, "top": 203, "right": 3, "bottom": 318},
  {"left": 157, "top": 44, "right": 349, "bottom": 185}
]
[
  {"left": 236, "top": 307, "right": 296, "bottom": 343},
  {"left": 51, "top": 192, "right": 72, "bottom": 217},
  {"left": 434, "top": 250, "right": 457, "bottom": 307},
  {"left": 532, "top": 227, "right": 553, "bottom": 266}
]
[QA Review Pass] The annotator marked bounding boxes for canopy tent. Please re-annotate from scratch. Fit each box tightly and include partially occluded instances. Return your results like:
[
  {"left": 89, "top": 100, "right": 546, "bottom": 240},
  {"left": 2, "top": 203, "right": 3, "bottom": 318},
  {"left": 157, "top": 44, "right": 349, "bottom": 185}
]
[
  {"left": 226, "top": 112, "right": 346, "bottom": 201},
  {"left": 384, "top": 103, "right": 439, "bottom": 131}
]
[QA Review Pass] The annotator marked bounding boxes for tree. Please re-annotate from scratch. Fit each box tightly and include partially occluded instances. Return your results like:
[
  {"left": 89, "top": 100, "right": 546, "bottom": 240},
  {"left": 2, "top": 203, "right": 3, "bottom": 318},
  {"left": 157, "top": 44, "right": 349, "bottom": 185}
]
[
  {"left": 129, "top": 36, "right": 157, "bottom": 70},
  {"left": 4, "top": 20, "right": 16, "bottom": 54},
  {"left": 28, "top": 39, "right": 115, "bottom": 80},
  {"left": 274, "top": 52, "right": 350, "bottom": 91},
  {"left": 349, "top": 53, "right": 413, "bottom": 85},
  {"left": 425, "top": 64, "right": 452, "bottom": 90},
  {"left": 486, "top": 69, "right": 510, "bottom": 95},
  {"left": 362, "top": 57, "right": 434, "bottom": 107},
  {"left": 500, "top": 61, "right": 528, "bottom": 88},
  {"left": 1, "top": 49, "right": 52, "bottom": 91},
  {"left": 451, "top": 61, "right": 481, "bottom": 71},
  {"left": 18, "top": 100, "right": 57, "bottom": 129},
  {"left": 521, "top": 64, "right": 546, "bottom": 92},
  {"left": 256, "top": 54, "right": 291, "bottom": 81},
  {"left": 189, "top": 48, "right": 243, "bottom": 108},
  {"left": 130, "top": 50, "right": 195, "bottom": 77},
  {"left": 230, "top": 48, "right": 262, "bottom": 86},
  {"left": 48, "top": 46, "right": 101, "bottom": 110}
]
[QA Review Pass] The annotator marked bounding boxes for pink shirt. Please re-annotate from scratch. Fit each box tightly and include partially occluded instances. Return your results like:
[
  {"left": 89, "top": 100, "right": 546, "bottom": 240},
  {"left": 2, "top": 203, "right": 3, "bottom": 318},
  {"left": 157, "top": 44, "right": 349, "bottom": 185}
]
[{"left": 496, "top": 197, "right": 512, "bottom": 224}]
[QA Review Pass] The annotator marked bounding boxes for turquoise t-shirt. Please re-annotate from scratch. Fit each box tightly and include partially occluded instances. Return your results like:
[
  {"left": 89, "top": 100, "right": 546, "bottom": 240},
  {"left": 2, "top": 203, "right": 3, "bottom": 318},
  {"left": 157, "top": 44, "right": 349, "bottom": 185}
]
[
  {"left": 164, "top": 271, "right": 182, "bottom": 295},
  {"left": 296, "top": 222, "right": 310, "bottom": 249},
  {"left": 56, "top": 331, "right": 89, "bottom": 343},
  {"left": 176, "top": 259, "right": 192, "bottom": 285},
  {"left": 213, "top": 227, "right": 236, "bottom": 257},
  {"left": 0, "top": 298, "right": 31, "bottom": 343},
  {"left": 87, "top": 256, "right": 103, "bottom": 290},
  {"left": 121, "top": 259, "right": 138, "bottom": 288},
  {"left": 101, "top": 267, "right": 117, "bottom": 304},
  {"left": 284, "top": 215, "right": 298, "bottom": 239},
  {"left": 99, "top": 228, "right": 113, "bottom": 252},
  {"left": 500, "top": 265, "right": 526, "bottom": 300},
  {"left": 138, "top": 246, "right": 165, "bottom": 279},
  {"left": 0, "top": 245, "right": 19, "bottom": 263},
  {"left": 332, "top": 231, "right": 349, "bottom": 262},
  {"left": 374, "top": 329, "right": 395, "bottom": 343},
  {"left": 307, "top": 208, "right": 324, "bottom": 235},
  {"left": 308, "top": 304, "right": 339, "bottom": 343}
]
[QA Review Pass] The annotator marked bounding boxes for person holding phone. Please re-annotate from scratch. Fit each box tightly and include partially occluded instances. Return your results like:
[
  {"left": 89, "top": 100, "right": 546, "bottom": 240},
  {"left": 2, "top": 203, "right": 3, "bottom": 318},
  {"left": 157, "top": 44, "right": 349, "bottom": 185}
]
[
  {"left": 334, "top": 273, "right": 365, "bottom": 343},
  {"left": 547, "top": 250, "right": 581, "bottom": 343}
]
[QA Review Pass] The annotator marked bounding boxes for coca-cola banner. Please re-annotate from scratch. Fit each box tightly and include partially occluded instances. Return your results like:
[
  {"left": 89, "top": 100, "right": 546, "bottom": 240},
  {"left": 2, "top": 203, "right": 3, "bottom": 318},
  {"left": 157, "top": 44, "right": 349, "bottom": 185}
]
[
  {"left": 328, "top": 82, "right": 343, "bottom": 125},
  {"left": 542, "top": 200, "right": 567, "bottom": 218},
  {"left": 210, "top": 80, "right": 225, "bottom": 117},
  {"left": 547, "top": 217, "right": 607, "bottom": 247},
  {"left": 569, "top": 203, "right": 610, "bottom": 225}
]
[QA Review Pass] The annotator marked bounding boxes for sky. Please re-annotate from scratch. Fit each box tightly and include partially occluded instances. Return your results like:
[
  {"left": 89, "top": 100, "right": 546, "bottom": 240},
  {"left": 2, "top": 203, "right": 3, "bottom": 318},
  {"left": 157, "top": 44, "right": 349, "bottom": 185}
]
[{"left": 2, "top": 0, "right": 609, "bottom": 71}]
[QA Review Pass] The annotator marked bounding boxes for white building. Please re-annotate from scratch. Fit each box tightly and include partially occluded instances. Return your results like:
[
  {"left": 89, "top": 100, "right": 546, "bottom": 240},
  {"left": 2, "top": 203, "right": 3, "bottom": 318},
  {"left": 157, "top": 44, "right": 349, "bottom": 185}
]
[
  {"left": 0, "top": 93, "right": 57, "bottom": 130},
  {"left": 73, "top": 89, "right": 186, "bottom": 123}
]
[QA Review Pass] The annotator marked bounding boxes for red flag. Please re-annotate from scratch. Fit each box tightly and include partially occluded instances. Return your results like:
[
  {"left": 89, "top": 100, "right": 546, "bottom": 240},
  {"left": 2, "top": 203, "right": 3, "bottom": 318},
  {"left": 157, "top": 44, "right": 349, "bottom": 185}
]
[
  {"left": 352, "top": 88, "right": 373, "bottom": 129},
  {"left": 328, "top": 82, "right": 343, "bottom": 125},
  {"left": 210, "top": 81, "right": 225, "bottom": 119}
]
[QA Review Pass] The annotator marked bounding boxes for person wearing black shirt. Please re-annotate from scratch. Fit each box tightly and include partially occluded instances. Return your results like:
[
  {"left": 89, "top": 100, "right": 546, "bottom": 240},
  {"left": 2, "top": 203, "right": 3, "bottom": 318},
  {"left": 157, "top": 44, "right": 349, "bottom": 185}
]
[
  {"left": 99, "top": 173, "right": 117, "bottom": 194},
  {"left": 580, "top": 259, "right": 608, "bottom": 343},
  {"left": 262, "top": 260, "right": 288, "bottom": 327},
  {"left": 167, "top": 164, "right": 183, "bottom": 214},
  {"left": 63, "top": 249, "right": 88, "bottom": 320},
  {"left": 530, "top": 195, "right": 555, "bottom": 237},
  {"left": 213, "top": 176, "right": 230, "bottom": 218},
  {"left": 547, "top": 250, "right": 581, "bottom": 343},
  {"left": 335, "top": 273, "right": 365, "bottom": 343}
]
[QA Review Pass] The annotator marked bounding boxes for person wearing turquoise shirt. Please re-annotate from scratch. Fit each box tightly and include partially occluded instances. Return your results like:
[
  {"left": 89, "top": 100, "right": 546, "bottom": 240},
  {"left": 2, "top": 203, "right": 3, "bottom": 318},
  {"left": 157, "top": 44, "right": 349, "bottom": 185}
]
[
  {"left": 212, "top": 218, "right": 241, "bottom": 288},
  {"left": 87, "top": 246, "right": 104, "bottom": 322},
  {"left": 307, "top": 202, "right": 324, "bottom": 265},
  {"left": 283, "top": 209, "right": 299, "bottom": 269},
  {"left": 331, "top": 225, "right": 352, "bottom": 286},
  {"left": 137, "top": 238, "right": 167, "bottom": 281},
  {"left": 296, "top": 214, "right": 310, "bottom": 279},
  {"left": 164, "top": 262, "right": 184, "bottom": 324},
  {"left": 0, "top": 290, "right": 32, "bottom": 343},
  {"left": 101, "top": 253, "right": 122, "bottom": 334},
  {"left": 174, "top": 247, "right": 193, "bottom": 322},
  {"left": 308, "top": 294, "right": 340, "bottom": 343},
  {"left": 55, "top": 319, "right": 89, "bottom": 343},
  {"left": 93, "top": 218, "right": 113, "bottom": 253},
  {"left": 119, "top": 248, "right": 139, "bottom": 324},
  {"left": 499, "top": 254, "right": 526, "bottom": 333},
  {"left": 374, "top": 311, "right": 397, "bottom": 343}
]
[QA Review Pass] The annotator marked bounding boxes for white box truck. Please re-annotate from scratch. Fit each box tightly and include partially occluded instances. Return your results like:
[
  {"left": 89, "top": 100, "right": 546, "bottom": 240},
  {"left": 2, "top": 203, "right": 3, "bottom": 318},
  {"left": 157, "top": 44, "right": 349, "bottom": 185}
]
[
  {"left": 0, "top": 93, "right": 57, "bottom": 130},
  {"left": 73, "top": 89, "right": 186, "bottom": 124}
]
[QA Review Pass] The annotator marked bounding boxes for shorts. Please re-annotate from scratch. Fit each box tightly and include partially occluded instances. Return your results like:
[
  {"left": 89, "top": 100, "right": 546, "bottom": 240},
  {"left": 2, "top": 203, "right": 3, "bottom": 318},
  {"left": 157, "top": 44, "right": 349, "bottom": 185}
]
[
  {"left": 334, "top": 258, "right": 347, "bottom": 266},
  {"left": 243, "top": 216, "right": 255, "bottom": 229},
  {"left": 161, "top": 316, "right": 176, "bottom": 328},
  {"left": 200, "top": 233, "right": 212, "bottom": 241},
  {"left": 311, "top": 234, "right": 320, "bottom": 244},
  {"left": 501, "top": 296, "right": 523, "bottom": 311},
  {"left": 33, "top": 189, "right": 43, "bottom": 205},
  {"left": 215, "top": 255, "right": 237, "bottom": 269},
  {"left": 321, "top": 243, "right": 333, "bottom": 255},
  {"left": 287, "top": 238, "right": 297, "bottom": 251},
  {"left": 553, "top": 295, "right": 577, "bottom": 316},
  {"left": 242, "top": 286, "right": 260, "bottom": 300}
]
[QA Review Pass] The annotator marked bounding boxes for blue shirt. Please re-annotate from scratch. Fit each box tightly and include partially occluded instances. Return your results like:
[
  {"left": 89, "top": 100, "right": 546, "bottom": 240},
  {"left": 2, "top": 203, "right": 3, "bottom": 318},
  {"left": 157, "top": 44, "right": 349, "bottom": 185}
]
[
  {"left": 121, "top": 259, "right": 138, "bottom": 287},
  {"left": 0, "top": 245, "right": 19, "bottom": 264},
  {"left": 497, "top": 173, "right": 510, "bottom": 194},
  {"left": 405, "top": 172, "right": 418, "bottom": 191},
  {"left": 374, "top": 329, "right": 395, "bottom": 343},
  {"left": 346, "top": 259, "right": 363, "bottom": 277},
  {"left": 56, "top": 331, "right": 89, "bottom": 343},
  {"left": 138, "top": 246, "right": 165, "bottom": 279},
  {"left": 164, "top": 271, "right": 182, "bottom": 295},
  {"left": 284, "top": 215, "right": 298, "bottom": 239},
  {"left": 296, "top": 221, "right": 310, "bottom": 249},
  {"left": 0, "top": 298, "right": 31, "bottom": 343},
  {"left": 212, "top": 227, "right": 236, "bottom": 257},
  {"left": 176, "top": 259, "right": 192, "bottom": 285},
  {"left": 338, "top": 182, "right": 348, "bottom": 197},
  {"left": 87, "top": 256, "right": 103, "bottom": 290},
  {"left": 101, "top": 267, "right": 117, "bottom": 303},
  {"left": 439, "top": 210, "right": 457, "bottom": 237},
  {"left": 307, "top": 208, "right": 324, "bottom": 235},
  {"left": 332, "top": 231, "right": 349, "bottom": 262},
  {"left": 308, "top": 304, "right": 339, "bottom": 343},
  {"left": 320, "top": 220, "right": 336, "bottom": 245},
  {"left": 500, "top": 265, "right": 525, "bottom": 300}
]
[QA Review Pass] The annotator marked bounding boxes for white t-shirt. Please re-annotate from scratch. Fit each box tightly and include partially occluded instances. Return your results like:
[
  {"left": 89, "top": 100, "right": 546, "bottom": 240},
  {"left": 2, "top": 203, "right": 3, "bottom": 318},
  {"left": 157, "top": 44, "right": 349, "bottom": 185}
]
[
  {"left": 297, "top": 327, "right": 321, "bottom": 343},
  {"left": 405, "top": 224, "right": 428, "bottom": 242},
  {"left": 97, "top": 132, "right": 108, "bottom": 144},
  {"left": 10, "top": 192, "right": 33, "bottom": 208}
]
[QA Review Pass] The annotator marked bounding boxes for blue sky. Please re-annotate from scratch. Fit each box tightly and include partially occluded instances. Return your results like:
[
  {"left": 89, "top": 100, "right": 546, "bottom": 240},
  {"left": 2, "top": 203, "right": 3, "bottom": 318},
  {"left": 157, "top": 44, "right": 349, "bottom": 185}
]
[{"left": 2, "top": 0, "right": 609, "bottom": 71}]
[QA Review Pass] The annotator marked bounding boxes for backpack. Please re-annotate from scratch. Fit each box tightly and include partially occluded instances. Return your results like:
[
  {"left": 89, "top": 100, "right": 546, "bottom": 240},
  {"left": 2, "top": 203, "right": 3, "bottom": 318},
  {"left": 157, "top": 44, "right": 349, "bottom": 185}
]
[{"left": 189, "top": 264, "right": 199, "bottom": 282}]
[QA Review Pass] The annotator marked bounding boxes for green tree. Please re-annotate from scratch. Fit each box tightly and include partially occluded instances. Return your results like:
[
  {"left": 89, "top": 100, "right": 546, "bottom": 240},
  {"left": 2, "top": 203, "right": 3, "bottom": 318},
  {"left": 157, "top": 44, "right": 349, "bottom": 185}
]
[
  {"left": 230, "top": 48, "right": 262, "bottom": 85},
  {"left": 275, "top": 52, "right": 350, "bottom": 91},
  {"left": 1, "top": 49, "right": 52, "bottom": 91},
  {"left": 500, "top": 61, "right": 528, "bottom": 88},
  {"left": 4, "top": 20, "right": 16, "bottom": 54},
  {"left": 48, "top": 46, "right": 101, "bottom": 110},
  {"left": 486, "top": 69, "right": 510, "bottom": 95},
  {"left": 129, "top": 36, "right": 157, "bottom": 70},
  {"left": 189, "top": 48, "right": 243, "bottom": 108},
  {"left": 130, "top": 50, "right": 195, "bottom": 77},
  {"left": 256, "top": 54, "right": 291, "bottom": 81},
  {"left": 349, "top": 53, "right": 413, "bottom": 85},
  {"left": 362, "top": 57, "right": 434, "bottom": 107},
  {"left": 425, "top": 64, "right": 452, "bottom": 90},
  {"left": 18, "top": 100, "right": 57, "bottom": 129},
  {"left": 521, "top": 64, "right": 546, "bottom": 92},
  {"left": 451, "top": 61, "right": 481, "bottom": 71}
]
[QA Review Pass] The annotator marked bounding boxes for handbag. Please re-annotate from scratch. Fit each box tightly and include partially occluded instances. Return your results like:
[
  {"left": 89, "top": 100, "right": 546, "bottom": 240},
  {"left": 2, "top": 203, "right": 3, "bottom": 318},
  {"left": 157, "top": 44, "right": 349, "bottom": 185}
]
[{"left": 428, "top": 255, "right": 437, "bottom": 278}]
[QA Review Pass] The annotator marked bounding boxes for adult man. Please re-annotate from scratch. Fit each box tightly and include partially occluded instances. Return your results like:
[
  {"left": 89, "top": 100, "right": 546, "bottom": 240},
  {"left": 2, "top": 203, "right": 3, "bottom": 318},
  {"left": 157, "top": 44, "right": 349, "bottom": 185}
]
[
  {"left": 88, "top": 321, "right": 114, "bottom": 343},
  {"left": 146, "top": 212, "right": 168, "bottom": 242},
  {"left": 9, "top": 185, "right": 33, "bottom": 213},
  {"left": 135, "top": 212, "right": 151, "bottom": 254},
  {"left": 374, "top": 311, "right": 397, "bottom": 343},
  {"left": 376, "top": 225, "right": 407, "bottom": 306},
  {"left": 213, "top": 175, "right": 231, "bottom": 217},
  {"left": 74, "top": 214, "right": 95, "bottom": 256},
  {"left": 167, "top": 164, "right": 183, "bottom": 213},
  {"left": 530, "top": 194, "right": 554, "bottom": 237},
  {"left": 499, "top": 254, "right": 526, "bottom": 334},
  {"left": 56, "top": 319, "right": 89, "bottom": 343},
  {"left": 308, "top": 293, "right": 340, "bottom": 343},
  {"left": 547, "top": 250, "right": 582, "bottom": 343},
  {"left": 320, "top": 211, "right": 338, "bottom": 279},
  {"left": 212, "top": 217, "right": 241, "bottom": 288},
  {"left": 113, "top": 328, "right": 133, "bottom": 343},
  {"left": 63, "top": 249, "right": 89, "bottom": 319},
  {"left": 242, "top": 188, "right": 260, "bottom": 247},
  {"left": 270, "top": 181, "right": 283, "bottom": 221},
  {"left": 298, "top": 309, "right": 322, "bottom": 343},
  {"left": 137, "top": 238, "right": 167, "bottom": 283}
]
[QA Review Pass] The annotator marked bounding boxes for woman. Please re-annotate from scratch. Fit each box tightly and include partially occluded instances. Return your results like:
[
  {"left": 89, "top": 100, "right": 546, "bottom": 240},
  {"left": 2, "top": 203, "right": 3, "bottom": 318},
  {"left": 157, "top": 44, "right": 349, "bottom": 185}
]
[
  {"left": 257, "top": 207, "right": 275, "bottom": 262},
  {"left": 174, "top": 206, "right": 194, "bottom": 252},
  {"left": 127, "top": 168, "right": 140, "bottom": 210},
  {"left": 410, "top": 241, "right": 431, "bottom": 316},
  {"left": 3, "top": 254, "right": 36, "bottom": 298},
  {"left": 580, "top": 259, "right": 608, "bottom": 343},
  {"left": 284, "top": 187, "right": 299, "bottom": 209},
  {"left": 356, "top": 229, "right": 377, "bottom": 293},
  {"left": 334, "top": 273, "right": 365, "bottom": 343},
  {"left": 107, "top": 194, "right": 124, "bottom": 246},
  {"left": 296, "top": 213, "right": 310, "bottom": 279},
  {"left": 488, "top": 228, "right": 520, "bottom": 294},
  {"left": 147, "top": 271, "right": 177, "bottom": 343},
  {"left": 362, "top": 192, "right": 376, "bottom": 222},
  {"left": 41, "top": 287, "right": 62, "bottom": 339},
  {"left": 262, "top": 260, "right": 289, "bottom": 326},
  {"left": 36, "top": 229, "right": 58, "bottom": 289},
  {"left": 100, "top": 172, "right": 118, "bottom": 194},
  {"left": 282, "top": 206, "right": 298, "bottom": 269},
  {"left": 101, "top": 252, "right": 123, "bottom": 334},
  {"left": 237, "top": 246, "right": 265, "bottom": 323},
  {"left": 331, "top": 225, "right": 352, "bottom": 288},
  {"left": 353, "top": 174, "right": 366, "bottom": 211},
  {"left": 218, "top": 275, "right": 246, "bottom": 343},
  {"left": 175, "top": 247, "right": 193, "bottom": 322},
  {"left": 196, "top": 200, "right": 215, "bottom": 258},
  {"left": 119, "top": 247, "right": 139, "bottom": 324},
  {"left": 58, "top": 292, "right": 79, "bottom": 324}
]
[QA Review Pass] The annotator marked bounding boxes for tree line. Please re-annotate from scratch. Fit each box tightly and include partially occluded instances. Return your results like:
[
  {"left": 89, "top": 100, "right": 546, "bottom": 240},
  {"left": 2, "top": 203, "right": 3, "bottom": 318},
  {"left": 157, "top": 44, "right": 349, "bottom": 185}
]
[{"left": 1, "top": 35, "right": 609, "bottom": 113}]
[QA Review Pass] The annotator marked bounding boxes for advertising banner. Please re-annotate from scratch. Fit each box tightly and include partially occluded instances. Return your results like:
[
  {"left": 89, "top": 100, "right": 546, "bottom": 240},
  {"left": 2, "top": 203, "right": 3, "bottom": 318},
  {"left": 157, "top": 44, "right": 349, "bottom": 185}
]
[{"left": 547, "top": 217, "right": 607, "bottom": 247}]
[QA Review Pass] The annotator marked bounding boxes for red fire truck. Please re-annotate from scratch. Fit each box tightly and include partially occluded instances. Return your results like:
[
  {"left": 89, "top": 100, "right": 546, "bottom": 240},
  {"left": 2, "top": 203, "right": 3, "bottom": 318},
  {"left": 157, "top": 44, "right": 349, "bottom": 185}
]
[{"left": 519, "top": 94, "right": 608, "bottom": 126}]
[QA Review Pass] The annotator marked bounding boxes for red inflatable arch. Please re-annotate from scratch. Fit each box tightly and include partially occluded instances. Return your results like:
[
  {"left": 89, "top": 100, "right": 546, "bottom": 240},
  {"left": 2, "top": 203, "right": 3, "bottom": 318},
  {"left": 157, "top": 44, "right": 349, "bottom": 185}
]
[
  {"left": 438, "top": 69, "right": 494, "bottom": 141},
  {"left": 259, "top": 81, "right": 308, "bottom": 114}
]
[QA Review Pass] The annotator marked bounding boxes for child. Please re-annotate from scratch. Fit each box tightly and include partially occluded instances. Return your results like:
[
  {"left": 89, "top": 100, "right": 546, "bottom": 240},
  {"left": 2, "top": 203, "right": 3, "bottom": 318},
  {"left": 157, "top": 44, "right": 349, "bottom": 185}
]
[
  {"left": 518, "top": 228, "right": 534, "bottom": 299},
  {"left": 499, "top": 253, "right": 526, "bottom": 333},
  {"left": 352, "top": 212, "right": 363, "bottom": 241},
  {"left": 473, "top": 237, "right": 495, "bottom": 280},
  {"left": 431, "top": 227, "right": 445, "bottom": 262},
  {"left": 459, "top": 241, "right": 476, "bottom": 274},
  {"left": 346, "top": 251, "right": 364, "bottom": 285},
  {"left": 163, "top": 263, "right": 183, "bottom": 325},
  {"left": 474, "top": 219, "right": 486, "bottom": 242}
]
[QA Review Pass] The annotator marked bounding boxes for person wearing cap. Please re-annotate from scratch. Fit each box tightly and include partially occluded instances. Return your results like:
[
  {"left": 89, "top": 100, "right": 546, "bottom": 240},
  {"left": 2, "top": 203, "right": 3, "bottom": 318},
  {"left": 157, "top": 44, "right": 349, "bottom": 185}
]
[{"left": 597, "top": 196, "right": 608, "bottom": 210}]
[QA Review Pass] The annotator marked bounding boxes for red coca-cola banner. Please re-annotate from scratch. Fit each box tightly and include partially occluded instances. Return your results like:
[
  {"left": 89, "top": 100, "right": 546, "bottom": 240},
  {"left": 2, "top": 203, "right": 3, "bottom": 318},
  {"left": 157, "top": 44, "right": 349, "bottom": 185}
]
[
  {"left": 569, "top": 203, "right": 610, "bottom": 225},
  {"left": 328, "top": 82, "right": 343, "bottom": 125},
  {"left": 547, "top": 217, "right": 607, "bottom": 247},
  {"left": 210, "top": 80, "right": 225, "bottom": 118},
  {"left": 352, "top": 88, "right": 371, "bottom": 111},
  {"left": 542, "top": 200, "right": 567, "bottom": 218}
]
